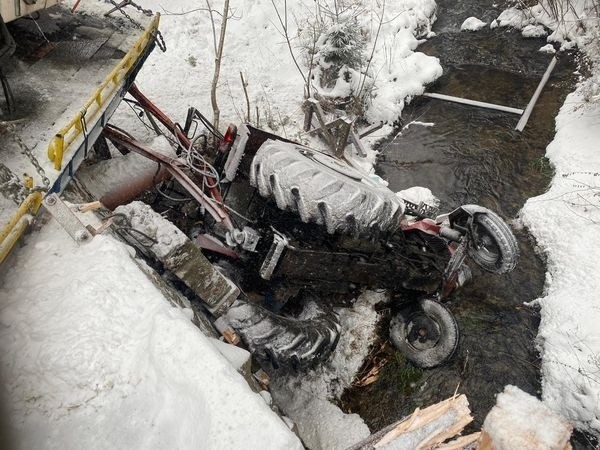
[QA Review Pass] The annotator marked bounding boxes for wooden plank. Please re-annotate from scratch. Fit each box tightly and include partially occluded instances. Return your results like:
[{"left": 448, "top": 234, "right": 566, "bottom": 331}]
[
  {"left": 350, "top": 130, "right": 367, "bottom": 157},
  {"left": 307, "top": 98, "right": 336, "bottom": 150},
  {"left": 335, "top": 118, "right": 353, "bottom": 158},
  {"left": 423, "top": 92, "right": 524, "bottom": 115},
  {"left": 303, "top": 100, "right": 314, "bottom": 132},
  {"left": 307, "top": 117, "right": 345, "bottom": 137},
  {"left": 359, "top": 121, "right": 384, "bottom": 139}
]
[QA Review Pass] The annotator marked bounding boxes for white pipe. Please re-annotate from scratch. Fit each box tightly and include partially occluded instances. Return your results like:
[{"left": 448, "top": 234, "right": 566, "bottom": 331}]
[
  {"left": 422, "top": 92, "right": 524, "bottom": 115},
  {"left": 515, "top": 55, "right": 558, "bottom": 132}
]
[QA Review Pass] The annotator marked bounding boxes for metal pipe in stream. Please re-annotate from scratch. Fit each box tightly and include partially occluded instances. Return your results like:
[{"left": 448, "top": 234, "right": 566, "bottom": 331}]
[{"left": 516, "top": 55, "right": 558, "bottom": 132}]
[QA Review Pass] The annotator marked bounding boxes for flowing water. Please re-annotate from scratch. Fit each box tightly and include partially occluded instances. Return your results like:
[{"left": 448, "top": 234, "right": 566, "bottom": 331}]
[{"left": 341, "top": 0, "right": 582, "bottom": 438}]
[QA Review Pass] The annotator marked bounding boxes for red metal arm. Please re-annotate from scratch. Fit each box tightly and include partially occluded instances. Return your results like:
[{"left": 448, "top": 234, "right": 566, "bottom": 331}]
[
  {"left": 127, "top": 84, "right": 228, "bottom": 213},
  {"left": 103, "top": 125, "right": 233, "bottom": 230}
]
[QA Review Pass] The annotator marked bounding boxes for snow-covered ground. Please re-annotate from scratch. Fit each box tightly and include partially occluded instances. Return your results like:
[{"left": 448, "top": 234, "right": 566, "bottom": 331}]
[
  {"left": 493, "top": 0, "right": 600, "bottom": 437},
  {"left": 0, "top": 214, "right": 302, "bottom": 449},
  {"left": 4, "top": 0, "right": 600, "bottom": 445},
  {"left": 521, "top": 90, "right": 600, "bottom": 435},
  {"left": 1, "top": 0, "right": 444, "bottom": 448}
]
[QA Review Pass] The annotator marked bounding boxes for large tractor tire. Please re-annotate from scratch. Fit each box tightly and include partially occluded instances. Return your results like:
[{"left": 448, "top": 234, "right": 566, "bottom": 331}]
[
  {"left": 249, "top": 140, "right": 405, "bottom": 235},
  {"left": 226, "top": 300, "right": 341, "bottom": 370}
]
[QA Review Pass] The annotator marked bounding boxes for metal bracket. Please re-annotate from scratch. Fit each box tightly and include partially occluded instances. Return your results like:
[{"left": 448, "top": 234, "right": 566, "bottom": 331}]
[
  {"left": 43, "top": 193, "right": 94, "bottom": 244},
  {"left": 226, "top": 226, "right": 260, "bottom": 252},
  {"left": 259, "top": 232, "right": 288, "bottom": 280}
]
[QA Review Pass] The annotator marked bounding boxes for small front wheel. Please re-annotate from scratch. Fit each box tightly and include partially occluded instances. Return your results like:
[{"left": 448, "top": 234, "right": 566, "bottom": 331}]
[
  {"left": 466, "top": 211, "right": 519, "bottom": 274},
  {"left": 389, "top": 298, "right": 459, "bottom": 369}
]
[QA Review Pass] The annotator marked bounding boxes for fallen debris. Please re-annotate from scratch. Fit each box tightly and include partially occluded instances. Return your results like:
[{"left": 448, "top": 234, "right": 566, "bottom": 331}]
[
  {"left": 349, "top": 394, "right": 473, "bottom": 450},
  {"left": 115, "top": 201, "right": 239, "bottom": 315}
]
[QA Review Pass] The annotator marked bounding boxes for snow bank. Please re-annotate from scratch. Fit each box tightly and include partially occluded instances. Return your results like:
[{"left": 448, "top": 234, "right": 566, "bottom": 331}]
[
  {"left": 521, "top": 90, "right": 600, "bottom": 435},
  {"left": 70, "top": 0, "right": 440, "bottom": 140},
  {"left": 0, "top": 219, "right": 302, "bottom": 449},
  {"left": 495, "top": 0, "right": 600, "bottom": 436},
  {"left": 461, "top": 17, "right": 487, "bottom": 32},
  {"left": 495, "top": 1, "right": 600, "bottom": 48}
]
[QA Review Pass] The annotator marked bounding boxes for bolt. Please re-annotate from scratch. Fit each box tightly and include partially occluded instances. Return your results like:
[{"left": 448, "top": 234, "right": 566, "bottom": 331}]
[
  {"left": 75, "top": 230, "right": 90, "bottom": 242},
  {"left": 45, "top": 195, "right": 57, "bottom": 206}
]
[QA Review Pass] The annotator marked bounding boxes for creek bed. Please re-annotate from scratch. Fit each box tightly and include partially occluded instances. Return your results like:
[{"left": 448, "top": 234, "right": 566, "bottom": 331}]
[{"left": 341, "top": 0, "right": 577, "bottom": 434}]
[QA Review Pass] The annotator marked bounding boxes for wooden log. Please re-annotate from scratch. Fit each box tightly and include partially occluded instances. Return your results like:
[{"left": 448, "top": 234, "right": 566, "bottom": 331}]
[
  {"left": 348, "top": 394, "right": 473, "bottom": 450},
  {"left": 438, "top": 432, "right": 481, "bottom": 450}
]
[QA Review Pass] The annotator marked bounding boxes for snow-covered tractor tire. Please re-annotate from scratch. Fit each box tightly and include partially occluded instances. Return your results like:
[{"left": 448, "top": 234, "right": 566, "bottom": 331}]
[
  {"left": 389, "top": 298, "right": 459, "bottom": 369},
  {"left": 249, "top": 140, "right": 404, "bottom": 235},
  {"left": 466, "top": 211, "right": 519, "bottom": 274},
  {"left": 225, "top": 300, "right": 341, "bottom": 370}
]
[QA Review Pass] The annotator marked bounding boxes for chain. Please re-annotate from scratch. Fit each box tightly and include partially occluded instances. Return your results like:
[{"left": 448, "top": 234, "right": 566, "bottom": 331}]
[
  {"left": 155, "top": 29, "right": 166, "bottom": 52},
  {"left": 12, "top": 133, "right": 51, "bottom": 192},
  {"left": 107, "top": 0, "right": 167, "bottom": 52},
  {"left": 124, "top": 0, "right": 153, "bottom": 17}
]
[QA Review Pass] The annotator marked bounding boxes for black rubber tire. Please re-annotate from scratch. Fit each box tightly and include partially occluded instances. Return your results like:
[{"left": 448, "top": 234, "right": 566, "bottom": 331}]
[
  {"left": 226, "top": 300, "right": 341, "bottom": 371},
  {"left": 467, "top": 211, "right": 519, "bottom": 274},
  {"left": 389, "top": 298, "right": 459, "bottom": 369},
  {"left": 250, "top": 140, "right": 404, "bottom": 235}
]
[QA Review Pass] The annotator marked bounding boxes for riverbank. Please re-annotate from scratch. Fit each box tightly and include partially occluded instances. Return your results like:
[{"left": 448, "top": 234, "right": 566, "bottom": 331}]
[
  {"left": 491, "top": 0, "right": 600, "bottom": 437},
  {"left": 521, "top": 80, "right": 600, "bottom": 436},
  {"left": 0, "top": 1, "right": 443, "bottom": 448}
]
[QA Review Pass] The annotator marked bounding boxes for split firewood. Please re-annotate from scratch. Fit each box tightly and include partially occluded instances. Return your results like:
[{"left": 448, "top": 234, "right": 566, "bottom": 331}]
[
  {"left": 437, "top": 432, "right": 481, "bottom": 450},
  {"left": 348, "top": 394, "right": 473, "bottom": 450}
]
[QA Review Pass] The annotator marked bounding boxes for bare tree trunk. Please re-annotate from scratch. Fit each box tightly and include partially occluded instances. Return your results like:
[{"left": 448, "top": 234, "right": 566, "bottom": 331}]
[
  {"left": 208, "top": 0, "right": 230, "bottom": 137},
  {"left": 240, "top": 71, "right": 251, "bottom": 122}
]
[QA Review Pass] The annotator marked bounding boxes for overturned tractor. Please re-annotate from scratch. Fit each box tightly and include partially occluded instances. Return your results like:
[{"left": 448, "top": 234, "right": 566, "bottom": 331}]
[{"left": 96, "top": 85, "right": 519, "bottom": 370}]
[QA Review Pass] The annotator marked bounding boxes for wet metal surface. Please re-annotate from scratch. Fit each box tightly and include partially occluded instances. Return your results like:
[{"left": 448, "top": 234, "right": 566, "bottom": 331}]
[{"left": 342, "top": 0, "right": 577, "bottom": 433}]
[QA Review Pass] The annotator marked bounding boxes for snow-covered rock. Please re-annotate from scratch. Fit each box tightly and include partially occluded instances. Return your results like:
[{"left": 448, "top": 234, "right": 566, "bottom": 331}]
[
  {"left": 539, "top": 43, "right": 556, "bottom": 54},
  {"left": 482, "top": 386, "right": 572, "bottom": 449},
  {"left": 461, "top": 17, "right": 487, "bottom": 31},
  {"left": 522, "top": 24, "right": 547, "bottom": 38}
]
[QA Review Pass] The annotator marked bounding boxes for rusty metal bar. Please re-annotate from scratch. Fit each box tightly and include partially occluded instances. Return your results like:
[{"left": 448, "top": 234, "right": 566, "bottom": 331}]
[
  {"left": 102, "top": 125, "right": 233, "bottom": 230},
  {"left": 100, "top": 164, "right": 170, "bottom": 210},
  {"left": 127, "top": 83, "right": 230, "bottom": 221}
]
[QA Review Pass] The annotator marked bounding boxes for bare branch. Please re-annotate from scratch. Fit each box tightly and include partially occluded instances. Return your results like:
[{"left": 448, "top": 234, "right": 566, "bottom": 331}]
[
  {"left": 240, "top": 71, "right": 251, "bottom": 122},
  {"left": 270, "top": 0, "right": 309, "bottom": 97}
]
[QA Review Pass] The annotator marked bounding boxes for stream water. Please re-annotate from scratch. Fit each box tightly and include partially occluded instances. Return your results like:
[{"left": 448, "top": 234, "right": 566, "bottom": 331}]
[{"left": 342, "top": 0, "right": 581, "bottom": 439}]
